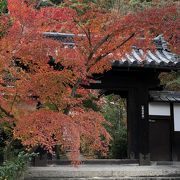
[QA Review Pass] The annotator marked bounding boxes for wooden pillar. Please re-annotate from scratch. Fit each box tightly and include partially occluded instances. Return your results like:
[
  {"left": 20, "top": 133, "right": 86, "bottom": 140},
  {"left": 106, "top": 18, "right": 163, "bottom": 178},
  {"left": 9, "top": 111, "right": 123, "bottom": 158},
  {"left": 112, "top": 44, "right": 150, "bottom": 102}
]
[
  {"left": 127, "top": 88, "right": 139, "bottom": 159},
  {"left": 127, "top": 87, "right": 150, "bottom": 165},
  {"left": 137, "top": 87, "right": 150, "bottom": 165}
]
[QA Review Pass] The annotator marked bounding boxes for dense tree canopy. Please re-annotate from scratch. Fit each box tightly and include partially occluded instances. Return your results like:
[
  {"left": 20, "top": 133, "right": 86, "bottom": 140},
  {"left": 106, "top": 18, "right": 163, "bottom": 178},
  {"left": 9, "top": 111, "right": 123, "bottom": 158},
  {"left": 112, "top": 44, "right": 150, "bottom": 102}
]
[{"left": 0, "top": 0, "right": 179, "bottom": 163}]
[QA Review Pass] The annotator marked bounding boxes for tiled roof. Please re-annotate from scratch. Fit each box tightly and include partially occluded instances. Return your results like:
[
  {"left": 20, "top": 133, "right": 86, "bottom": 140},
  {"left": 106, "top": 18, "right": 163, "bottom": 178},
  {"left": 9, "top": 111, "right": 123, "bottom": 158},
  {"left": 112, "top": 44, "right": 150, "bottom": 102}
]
[
  {"left": 43, "top": 32, "right": 75, "bottom": 48},
  {"left": 149, "top": 91, "right": 180, "bottom": 102},
  {"left": 112, "top": 47, "right": 180, "bottom": 70},
  {"left": 44, "top": 32, "right": 180, "bottom": 70}
]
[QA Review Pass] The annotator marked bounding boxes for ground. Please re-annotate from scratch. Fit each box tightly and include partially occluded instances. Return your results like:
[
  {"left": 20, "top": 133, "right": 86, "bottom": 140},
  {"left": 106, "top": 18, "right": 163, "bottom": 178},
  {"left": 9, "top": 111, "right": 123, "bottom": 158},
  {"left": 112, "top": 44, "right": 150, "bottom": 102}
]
[{"left": 25, "top": 163, "right": 180, "bottom": 180}]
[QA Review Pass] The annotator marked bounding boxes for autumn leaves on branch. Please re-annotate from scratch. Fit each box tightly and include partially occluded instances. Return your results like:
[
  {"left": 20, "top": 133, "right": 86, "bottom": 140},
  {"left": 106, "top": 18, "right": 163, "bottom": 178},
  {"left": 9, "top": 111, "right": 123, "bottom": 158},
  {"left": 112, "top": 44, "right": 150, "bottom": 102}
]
[{"left": 0, "top": 0, "right": 179, "bottom": 162}]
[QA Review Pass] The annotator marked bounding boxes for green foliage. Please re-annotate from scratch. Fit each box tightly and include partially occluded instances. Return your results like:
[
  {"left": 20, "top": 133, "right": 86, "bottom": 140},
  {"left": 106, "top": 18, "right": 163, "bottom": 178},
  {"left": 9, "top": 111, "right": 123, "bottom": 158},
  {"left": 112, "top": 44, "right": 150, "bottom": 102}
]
[
  {"left": 60, "top": 0, "right": 97, "bottom": 15},
  {"left": 0, "top": 113, "right": 24, "bottom": 163},
  {"left": 0, "top": 114, "right": 12, "bottom": 161},
  {"left": 96, "top": 0, "right": 152, "bottom": 12},
  {"left": 101, "top": 95, "right": 127, "bottom": 159},
  {"left": 0, "top": 0, "right": 7, "bottom": 14},
  {"left": 0, "top": 151, "right": 37, "bottom": 180},
  {"left": 97, "top": 0, "right": 177, "bottom": 13},
  {"left": 83, "top": 97, "right": 100, "bottom": 112},
  {"left": 160, "top": 71, "right": 180, "bottom": 91},
  {"left": 109, "top": 126, "right": 127, "bottom": 159},
  {"left": 50, "top": 0, "right": 63, "bottom": 5}
]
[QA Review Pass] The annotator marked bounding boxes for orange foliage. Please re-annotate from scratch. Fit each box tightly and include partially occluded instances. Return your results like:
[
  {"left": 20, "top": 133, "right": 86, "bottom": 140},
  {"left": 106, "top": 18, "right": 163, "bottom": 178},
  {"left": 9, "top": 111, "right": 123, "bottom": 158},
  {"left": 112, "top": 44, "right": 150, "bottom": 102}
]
[{"left": 0, "top": 0, "right": 179, "bottom": 162}]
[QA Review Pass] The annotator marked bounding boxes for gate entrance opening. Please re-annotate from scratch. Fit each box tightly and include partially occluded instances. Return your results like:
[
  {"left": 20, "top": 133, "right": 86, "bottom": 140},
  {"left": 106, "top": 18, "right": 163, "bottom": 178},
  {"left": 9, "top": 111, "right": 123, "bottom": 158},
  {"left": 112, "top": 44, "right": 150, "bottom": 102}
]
[{"left": 100, "top": 95, "right": 128, "bottom": 159}]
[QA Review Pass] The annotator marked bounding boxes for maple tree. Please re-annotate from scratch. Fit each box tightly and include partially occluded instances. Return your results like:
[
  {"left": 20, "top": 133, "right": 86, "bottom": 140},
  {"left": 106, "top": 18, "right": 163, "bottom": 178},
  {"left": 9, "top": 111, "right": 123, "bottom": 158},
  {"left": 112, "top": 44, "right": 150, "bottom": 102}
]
[{"left": 0, "top": 0, "right": 179, "bottom": 163}]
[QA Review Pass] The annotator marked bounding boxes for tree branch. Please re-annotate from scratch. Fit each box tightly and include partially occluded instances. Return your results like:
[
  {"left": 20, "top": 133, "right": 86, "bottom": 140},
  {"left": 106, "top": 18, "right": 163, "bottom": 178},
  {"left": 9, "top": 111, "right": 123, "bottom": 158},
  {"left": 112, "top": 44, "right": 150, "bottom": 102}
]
[
  {"left": 87, "top": 33, "right": 135, "bottom": 72},
  {"left": 64, "top": 78, "right": 82, "bottom": 115},
  {"left": 0, "top": 105, "right": 14, "bottom": 118},
  {"left": 71, "top": 78, "right": 82, "bottom": 97},
  {"left": 10, "top": 92, "right": 17, "bottom": 112},
  {"left": 87, "top": 33, "right": 114, "bottom": 62},
  {"left": 74, "top": 19, "right": 93, "bottom": 49},
  {"left": 47, "top": 96, "right": 59, "bottom": 112}
]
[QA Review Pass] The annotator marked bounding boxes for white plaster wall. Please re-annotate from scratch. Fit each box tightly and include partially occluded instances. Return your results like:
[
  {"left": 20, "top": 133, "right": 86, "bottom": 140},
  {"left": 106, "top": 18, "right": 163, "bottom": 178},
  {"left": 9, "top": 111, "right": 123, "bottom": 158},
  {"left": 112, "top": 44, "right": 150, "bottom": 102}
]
[
  {"left": 174, "top": 103, "right": 180, "bottom": 132},
  {"left": 149, "top": 102, "right": 170, "bottom": 116}
]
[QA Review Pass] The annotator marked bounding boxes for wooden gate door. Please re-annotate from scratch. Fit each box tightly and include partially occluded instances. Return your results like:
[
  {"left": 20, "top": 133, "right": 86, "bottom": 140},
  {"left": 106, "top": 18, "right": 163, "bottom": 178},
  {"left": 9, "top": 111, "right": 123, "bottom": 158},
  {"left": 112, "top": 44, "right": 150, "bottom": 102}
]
[{"left": 149, "top": 119, "right": 171, "bottom": 161}]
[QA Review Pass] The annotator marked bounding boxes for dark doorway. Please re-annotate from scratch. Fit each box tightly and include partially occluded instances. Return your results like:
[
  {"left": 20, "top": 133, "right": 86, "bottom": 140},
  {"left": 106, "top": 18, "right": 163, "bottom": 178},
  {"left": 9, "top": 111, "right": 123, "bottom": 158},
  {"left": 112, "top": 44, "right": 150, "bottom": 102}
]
[
  {"left": 149, "top": 118, "right": 171, "bottom": 161},
  {"left": 100, "top": 94, "right": 128, "bottom": 159}
]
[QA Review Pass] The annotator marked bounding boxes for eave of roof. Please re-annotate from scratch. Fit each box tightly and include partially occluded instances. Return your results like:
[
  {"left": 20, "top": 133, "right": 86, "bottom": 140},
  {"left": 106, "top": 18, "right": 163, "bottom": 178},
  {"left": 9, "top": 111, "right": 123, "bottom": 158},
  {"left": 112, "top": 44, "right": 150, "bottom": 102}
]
[
  {"left": 112, "top": 48, "right": 180, "bottom": 70},
  {"left": 149, "top": 91, "right": 180, "bottom": 102}
]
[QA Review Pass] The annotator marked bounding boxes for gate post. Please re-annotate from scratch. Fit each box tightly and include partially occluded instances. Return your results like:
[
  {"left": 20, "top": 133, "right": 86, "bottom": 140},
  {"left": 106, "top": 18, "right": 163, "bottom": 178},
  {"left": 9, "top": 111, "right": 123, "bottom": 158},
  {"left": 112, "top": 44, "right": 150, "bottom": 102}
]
[{"left": 127, "top": 87, "right": 150, "bottom": 165}]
